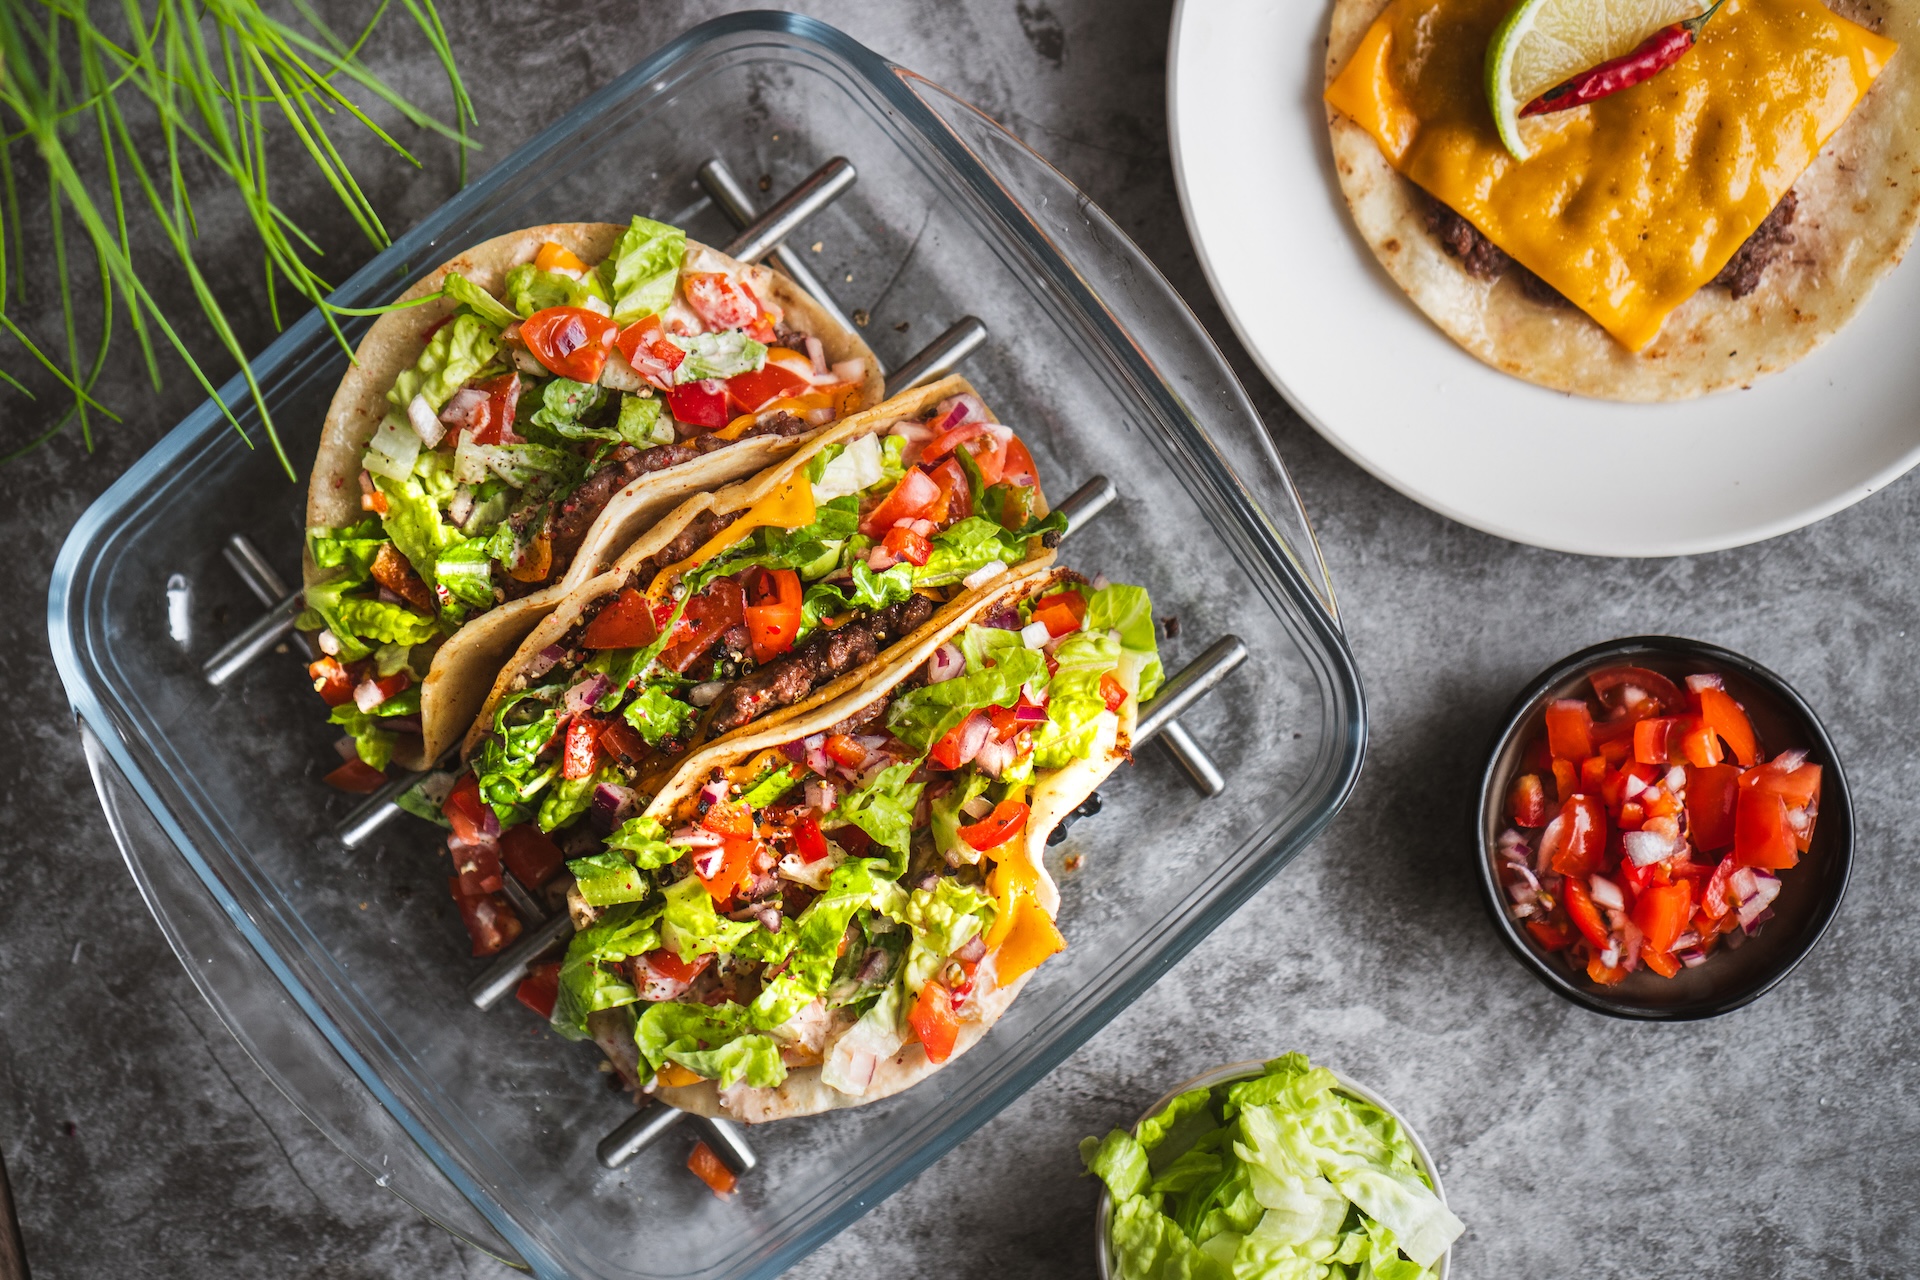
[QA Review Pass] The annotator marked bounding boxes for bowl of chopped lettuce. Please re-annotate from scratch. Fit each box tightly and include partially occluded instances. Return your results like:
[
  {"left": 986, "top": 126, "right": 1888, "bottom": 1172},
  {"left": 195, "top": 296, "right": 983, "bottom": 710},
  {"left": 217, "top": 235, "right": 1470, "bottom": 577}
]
[{"left": 1082, "top": 1053, "right": 1463, "bottom": 1279}]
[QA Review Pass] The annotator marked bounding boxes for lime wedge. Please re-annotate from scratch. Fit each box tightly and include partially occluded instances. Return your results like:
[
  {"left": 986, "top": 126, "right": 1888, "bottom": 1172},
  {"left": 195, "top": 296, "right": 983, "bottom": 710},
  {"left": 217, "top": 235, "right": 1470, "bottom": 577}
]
[{"left": 1485, "top": 0, "right": 1703, "bottom": 159}]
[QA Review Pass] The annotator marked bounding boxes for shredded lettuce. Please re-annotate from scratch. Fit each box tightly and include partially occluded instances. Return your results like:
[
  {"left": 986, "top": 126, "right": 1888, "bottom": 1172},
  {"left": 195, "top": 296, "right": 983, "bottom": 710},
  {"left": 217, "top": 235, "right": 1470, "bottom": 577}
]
[
  {"left": 659, "top": 875, "right": 754, "bottom": 962},
  {"left": 525, "top": 377, "right": 606, "bottom": 439},
  {"left": 441, "top": 272, "right": 517, "bottom": 329},
  {"left": 550, "top": 900, "right": 662, "bottom": 1039},
  {"left": 434, "top": 539, "right": 496, "bottom": 609},
  {"left": 615, "top": 393, "right": 672, "bottom": 446},
  {"left": 326, "top": 687, "right": 417, "bottom": 769},
  {"left": 930, "top": 769, "right": 993, "bottom": 864},
  {"left": 622, "top": 684, "right": 695, "bottom": 746},
  {"left": 1084, "top": 1054, "right": 1462, "bottom": 1280},
  {"left": 386, "top": 313, "right": 499, "bottom": 415},
  {"left": 913, "top": 511, "right": 1066, "bottom": 588},
  {"left": 886, "top": 634, "right": 1045, "bottom": 750},
  {"left": 634, "top": 1002, "right": 784, "bottom": 1089},
  {"left": 538, "top": 764, "right": 610, "bottom": 833},
  {"left": 503, "top": 262, "right": 608, "bottom": 317},
  {"left": 604, "top": 816, "right": 683, "bottom": 869},
  {"left": 600, "top": 215, "right": 687, "bottom": 323},
  {"left": 568, "top": 851, "right": 652, "bottom": 907},
  {"left": 829, "top": 761, "right": 925, "bottom": 871},
  {"left": 672, "top": 331, "right": 767, "bottom": 382},
  {"left": 371, "top": 470, "right": 468, "bottom": 592}
]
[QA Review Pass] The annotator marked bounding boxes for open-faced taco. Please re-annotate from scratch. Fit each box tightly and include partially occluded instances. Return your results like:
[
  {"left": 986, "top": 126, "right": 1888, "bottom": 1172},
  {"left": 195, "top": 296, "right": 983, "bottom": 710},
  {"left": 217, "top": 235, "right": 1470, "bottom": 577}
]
[
  {"left": 548, "top": 566, "right": 1163, "bottom": 1123},
  {"left": 1322, "top": 0, "right": 1919, "bottom": 400},
  {"left": 433, "top": 375, "right": 1063, "bottom": 958},
  {"left": 301, "top": 217, "right": 885, "bottom": 780}
]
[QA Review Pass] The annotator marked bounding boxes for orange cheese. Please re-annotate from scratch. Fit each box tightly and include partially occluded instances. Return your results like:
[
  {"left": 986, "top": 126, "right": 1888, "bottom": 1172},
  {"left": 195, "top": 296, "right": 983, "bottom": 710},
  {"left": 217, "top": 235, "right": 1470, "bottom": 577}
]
[
  {"left": 1325, "top": 0, "right": 1896, "bottom": 349},
  {"left": 645, "top": 471, "right": 816, "bottom": 598},
  {"left": 986, "top": 894, "right": 1065, "bottom": 986}
]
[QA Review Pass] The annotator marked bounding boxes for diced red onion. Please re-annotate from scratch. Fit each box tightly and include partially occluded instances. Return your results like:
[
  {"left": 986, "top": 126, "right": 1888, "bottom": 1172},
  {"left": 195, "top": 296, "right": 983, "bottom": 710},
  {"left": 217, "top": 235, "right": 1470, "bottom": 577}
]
[
  {"left": 855, "top": 734, "right": 889, "bottom": 754},
  {"left": 1622, "top": 925, "right": 1644, "bottom": 972},
  {"left": 691, "top": 846, "right": 726, "bottom": 879},
  {"left": 690, "top": 681, "right": 725, "bottom": 708},
  {"left": 780, "top": 739, "right": 807, "bottom": 763},
  {"left": 1600, "top": 945, "right": 1620, "bottom": 968},
  {"left": 805, "top": 335, "right": 827, "bottom": 376},
  {"left": 843, "top": 1051, "right": 877, "bottom": 1090},
  {"left": 1685, "top": 673, "right": 1725, "bottom": 693},
  {"left": 1496, "top": 828, "right": 1531, "bottom": 863},
  {"left": 1589, "top": 875, "right": 1626, "bottom": 912},
  {"left": 383, "top": 716, "right": 422, "bottom": 735},
  {"left": 1678, "top": 945, "right": 1711, "bottom": 968},
  {"left": 333, "top": 735, "right": 359, "bottom": 762},
  {"left": 982, "top": 605, "right": 1022, "bottom": 631},
  {"left": 316, "top": 629, "right": 341, "bottom": 657},
  {"left": 1728, "top": 867, "right": 1760, "bottom": 904},
  {"left": 407, "top": 393, "right": 446, "bottom": 447},
  {"left": 979, "top": 421, "right": 1013, "bottom": 445},
  {"left": 1505, "top": 863, "right": 1542, "bottom": 895},
  {"left": 1535, "top": 814, "right": 1565, "bottom": 874},
  {"left": 670, "top": 826, "right": 724, "bottom": 848},
  {"left": 954, "top": 935, "right": 987, "bottom": 964},
  {"left": 699, "top": 778, "right": 729, "bottom": 809},
  {"left": 1741, "top": 907, "right": 1776, "bottom": 935},
  {"left": 951, "top": 714, "right": 991, "bottom": 768},
  {"left": 831, "top": 358, "right": 866, "bottom": 385},
  {"left": 804, "top": 780, "right": 837, "bottom": 813},
  {"left": 858, "top": 755, "right": 897, "bottom": 788},
  {"left": 1770, "top": 749, "right": 1809, "bottom": 772},
  {"left": 1736, "top": 871, "right": 1781, "bottom": 929},
  {"left": 928, "top": 643, "right": 965, "bottom": 683},
  {"left": 888, "top": 420, "right": 934, "bottom": 443},
  {"left": 807, "top": 746, "right": 834, "bottom": 776},
  {"left": 1623, "top": 830, "right": 1676, "bottom": 867},
  {"left": 963, "top": 560, "right": 1008, "bottom": 592},
  {"left": 868, "top": 545, "right": 899, "bottom": 571},
  {"left": 1623, "top": 772, "right": 1648, "bottom": 799},
  {"left": 1665, "top": 765, "right": 1687, "bottom": 792},
  {"left": 1670, "top": 930, "right": 1701, "bottom": 952},
  {"left": 932, "top": 393, "right": 986, "bottom": 429},
  {"left": 960, "top": 794, "right": 995, "bottom": 820},
  {"left": 591, "top": 783, "right": 636, "bottom": 834},
  {"left": 1013, "top": 700, "right": 1047, "bottom": 723},
  {"left": 525, "top": 644, "right": 565, "bottom": 679},
  {"left": 563, "top": 673, "right": 611, "bottom": 714},
  {"left": 1020, "top": 621, "right": 1052, "bottom": 649},
  {"left": 353, "top": 679, "right": 391, "bottom": 713},
  {"left": 973, "top": 735, "right": 1016, "bottom": 778},
  {"left": 448, "top": 489, "right": 475, "bottom": 528},
  {"left": 906, "top": 517, "right": 937, "bottom": 537}
]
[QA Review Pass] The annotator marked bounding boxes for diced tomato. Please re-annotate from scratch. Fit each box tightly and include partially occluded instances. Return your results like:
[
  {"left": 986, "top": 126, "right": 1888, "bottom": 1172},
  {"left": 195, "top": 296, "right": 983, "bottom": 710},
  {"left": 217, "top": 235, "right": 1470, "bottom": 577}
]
[
  {"left": 1617, "top": 856, "right": 1656, "bottom": 899},
  {"left": 681, "top": 271, "right": 760, "bottom": 330},
  {"left": 907, "top": 980, "right": 960, "bottom": 1064},
  {"left": 792, "top": 812, "right": 831, "bottom": 864},
  {"left": 701, "top": 798, "right": 755, "bottom": 838},
  {"left": 613, "top": 315, "right": 686, "bottom": 390},
  {"left": 1701, "top": 852, "right": 1740, "bottom": 920},
  {"left": 458, "top": 372, "right": 522, "bottom": 445},
  {"left": 667, "top": 379, "right": 730, "bottom": 429},
  {"left": 924, "top": 457, "right": 972, "bottom": 524},
  {"left": 581, "top": 587, "right": 661, "bottom": 650},
  {"left": 1618, "top": 799, "right": 1646, "bottom": 830},
  {"left": 323, "top": 759, "right": 387, "bottom": 793},
  {"left": 514, "top": 960, "right": 561, "bottom": 1019},
  {"left": 1698, "top": 687, "right": 1759, "bottom": 767},
  {"left": 930, "top": 710, "right": 988, "bottom": 770},
  {"left": 661, "top": 578, "right": 746, "bottom": 673},
  {"left": 881, "top": 524, "right": 933, "bottom": 568},
  {"left": 922, "top": 421, "right": 989, "bottom": 466},
  {"left": 1550, "top": 758, "right": 1577, "bottom": 803},
  {"left": 726, "top": 362, "right": 811, "bottom": 414},
  {"left": 1544, "top": 699, "right": 1594, "bottom": 761},
  {"left": 521, "top": 306, "right": 619, "bottom": 382},
  {"left": 451, "top": 833, "right": 504, "bottom": 897},
  {"left": 835, "top": 824, "right": 873, "bottom": 859},
  {"left": 959, "top": 800, "right": 1030, "bottom": 852},
  {"left": 1029, "top": 603, "right": 1083, "bottom": 639},
  {"left": 824, "top": 734, "right": 868, "bottom": 768},
  {"left": 1642, "top": 948, "right": 1682, "bottom": 978},
  {"left": 448, "top": 879, "right": 522, "bottom": 956},
  {"left": 1732, "top": 786, "right": 1797, "bottom": 870},
  {"left": 1677, "top": 715, "right": 1722, "bottom": 768},
  {"left": 697, "top": 836, "right": 757, "bottom": 903},
  {"left": 1586, "top": 953, "right": 1628, "bottom": 985},
  {"left": 442, "top": 773, "right": 490, "bottom": 843},
  {"left": 1740, "top": 758, "right": 1822, "bottom": 806},
  {"left": 1632, "top": 881, "right": 1694, "bottom": 956},
  {"left": 309, "top": 656, "right": 356, "bottom": 706},
  {"left": 1633, "top": 717, "right": 1683, "bottom": 765},
  {"left": 562, "top": 718, "right": 602, "bottom": 780},
  {"left": 1100, "top": 672, "right": 1128, "bottom": 714},
  {"left": 533, "top": 240, "right": 587, "bottom": 275},
  {"left": 500, "top": 824, "right": 566, "bottom": 889},
  {"left": 1508, "top": 773, "right": 1548, "bottom": 827},
  {"left": 1000, "top": 437, "right": 1038, "bottom": 488},
  {"left": 598, "top": 720, "right": 648, "bottom": 765},
  {"left": 744, "top": 568, "right": 804, "bottom": 663},
  {"left": 859, "top": 468, "right": 941, "bottom": 537},
  {"left": 1588, "top": 666, "right": 1685, "bottom": 719},
  {"left": 647, "top": 947, "right": 707, "bottom": 984},
  {"left": 687, "top": 1140, "right": 737, "bottom": 1198},
  {"left": 1549, "top": 795, "right": 1606, "bottom": 877},
  {"left": 1685, "top": 764, "right": 1741, "bottom": 852},
  {"left": 1526, "top": 918, "right": 1576, "bottom": 951},
  {"left": 1590, "top": 718, "right": 1636, "bottom": 765},
  {"left": 1578, "top": 755, "right": 1607, "bottom": 794},
  {"left": 1563, "top": 877, "right": 1611, "bottom": 951}
]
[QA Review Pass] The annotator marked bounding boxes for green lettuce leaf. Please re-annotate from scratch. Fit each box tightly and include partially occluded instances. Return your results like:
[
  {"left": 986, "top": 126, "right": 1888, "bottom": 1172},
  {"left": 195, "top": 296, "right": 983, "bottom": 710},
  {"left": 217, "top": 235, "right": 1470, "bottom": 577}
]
[
  {"left": 785, "top": 861, "right": 878, "bottom": 993},
  {"left": 672, "top": 331, "right": 766, "bottom": 382},
  {"left": 434, "top": 539, "right": 496, "bottom": 609},
  {"left": 829, "top": 761, "right": 924, "bottom": 870},
  {"left": 930, "top": 768, "right": 992, "bottom": 863},
  {"left": 526, "top": 377, "right": 606, "bottom": 439},
  {"left": 623, "top": 684, "right": 695, "bottom": 746},
  {"left": 600, "top": 215, "right": 686, "bottom": 322},
  {"left": 568, "top": 851, "right": 652, "bottom": 907},
  {"left": 913, "top": 511, "right": 1065, "bottom": 588},
  {"left": 1086, "top": 582, "right": 1166, "bottom": 703},
  {"left": 328, "top": 702, "right": 398, "bottom": 770},
  {"left": 306, "top": 520, "right": 385, "bottom": 572},
  {"left": 1083, "top": 1129, "right": 1152, "bottom": 1201},
  {"left": 441, "top": 271, "right": 517, "bottom": 328},
  {"left": 386, "top": 313, "right": 499, "bottom": 415},
  {"left": 633, "top": 1002, "right": 784, "bottom": 1089},
  {"left": 503, "top": 262, "right": 608, "bottom": 317},
  {"left": 741, "top": 765, "right": 800, "bottom": 811},
  {"left": 372, "top": 470, "right": 469, "bottom": 591},
  {"left": 332, "top": 597, "right": 439, "bottom": 647},
  {"left": 550, "top": 900, "right": 662, "bottom": 1039},
  {"left": 659, "top": 875, "right": 754, "bottom": 962},
  {"left": 537, "top": 765, "right": 607, "bottom": 833},
  {"left": 605, "top": 816, "right": 682, "bottom": 869},
  {"left": 615, "top": 393, "right": 673, "bottom": 446},
  {"left": 886, "top": 637, "right": 1046, "bottom": 750},
  {"left": 1030, "top": 625, "right": 1122, "bottom": 771}
]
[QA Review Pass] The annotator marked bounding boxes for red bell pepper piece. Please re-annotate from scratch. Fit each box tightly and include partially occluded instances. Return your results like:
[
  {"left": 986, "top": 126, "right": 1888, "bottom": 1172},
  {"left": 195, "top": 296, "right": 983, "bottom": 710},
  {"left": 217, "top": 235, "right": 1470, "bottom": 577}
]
[
  {"left": 1508, "top": 773, "right": 1548, "bottom": 827},
  {"left": 725, "top": 362, "right": 811, "bottom": 414},
  {"left": 613, "top": 315, "right": 686, "bottom": 390},
  {"left": 907, "top": 980, "right": 960, "bottom": 1063},
  {"left": 667, "top": 380, "right": 732, "bottom": 430},
  {"left": 598, "top": 720, "right": 649, "bottom": 765},
  {"left": 1544, "top": 699, "right": 1594, "bottom": 761},
  {"left": 1732, "top": 786, "right": 1798, "bottom": 869},
  {"left": 880, "top": 524, "right": 933, "bottom": 568},
  {"left": 1642, "top": 947, "right": 1682, "bottom": 978},
  {"left": 1099, "top": 672, "right": 1128, "bottom": 714},
  {"left": 1526, "top": 918, "right": 1576, "bottom": 951},
  {"left": 958, "top": 800, "right": 1030, "bottom": 852},
  {"left": 792, "top": 812, "right": 831, "bottom": 864},
  {"left": 930, "top": 710, "right": 988, "bottom": 771},
  {"left": 1677, "top": 715, "right": 1722, "bottom": 768},
  {"left": 1550, "top": 758, "right": 1577, "bottom": 804},
  {"left": 562, "top": 717, "right": 602, "bottom": 780},
  {"left": 442, "top": 772, "right": 490, "bottom": 844},
  {"left": 1633, "top": 717, "right": 1680, "bottom": 765},
  {"left": 514, "top": 960, "right": 561, "bottom": 1019},
  {"left": 580, "top": 587, "right": 661, "bottom": 650},
  {"left": 696, "top": 835, "right": 757, "bottom": 903},
  {"left": 1697, "top": 687, "right": 1759, "bottom": 767},
  {"left": 1578, "top": 755, "right": 1607, "bottom": 795},
  {"left": 1586, "top": 953, "right": 1628, "bottom": 985},
  {"left": 1632, "top": 880, "right": 1694, "bottom": 956}
]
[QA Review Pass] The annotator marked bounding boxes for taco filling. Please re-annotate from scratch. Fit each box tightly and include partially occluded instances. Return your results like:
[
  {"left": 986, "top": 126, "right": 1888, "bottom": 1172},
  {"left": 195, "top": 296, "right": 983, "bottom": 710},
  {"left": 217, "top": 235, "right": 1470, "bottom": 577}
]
[
  {"left": 301, "top": 216, "right": 871, "bottom": 773},
  {"left": 454, "top": 391, "right": 1061, "bottom": 872},
  {"left": 539, "top": 575, "right": 1162, "bottom": 1100},
  {"left": 1324, "top": 0, "right": 1897, "bottom": 351}
]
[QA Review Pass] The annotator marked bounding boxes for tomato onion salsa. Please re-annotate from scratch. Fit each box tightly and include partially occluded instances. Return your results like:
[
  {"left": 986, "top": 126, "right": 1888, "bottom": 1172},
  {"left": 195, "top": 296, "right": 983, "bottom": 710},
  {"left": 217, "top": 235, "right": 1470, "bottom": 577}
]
[
  {"left": 436, "top": 391, "right": 1064, "bottom": 960},
  {"left": 301, "top": 217, "right": 868, "bottom": 788},
  {"left": 456, "top": 575, "right": 1161, "bottom": 1102},
  {"left": 1496, "top": 665, "right": 1821, "bottom": 985}
]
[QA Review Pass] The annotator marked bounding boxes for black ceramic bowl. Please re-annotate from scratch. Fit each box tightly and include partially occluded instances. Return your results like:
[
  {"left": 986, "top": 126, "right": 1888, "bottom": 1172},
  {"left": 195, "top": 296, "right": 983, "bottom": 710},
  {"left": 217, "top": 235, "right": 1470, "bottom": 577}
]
[{"left": 1475, "top": 637, "right": 1852, "bottom": 1020}]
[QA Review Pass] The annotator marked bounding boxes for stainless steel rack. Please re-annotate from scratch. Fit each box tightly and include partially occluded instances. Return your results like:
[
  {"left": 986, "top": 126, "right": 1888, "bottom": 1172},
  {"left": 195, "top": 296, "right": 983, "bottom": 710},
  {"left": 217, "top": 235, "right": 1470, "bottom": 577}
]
[{"left": 203, "top": 156, "right": 1249, "bottom": 1183}]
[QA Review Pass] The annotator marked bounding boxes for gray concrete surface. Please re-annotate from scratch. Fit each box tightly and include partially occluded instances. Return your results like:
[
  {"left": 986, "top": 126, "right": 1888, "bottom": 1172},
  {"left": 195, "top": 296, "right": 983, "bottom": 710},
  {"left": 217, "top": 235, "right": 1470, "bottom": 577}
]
[{"left": 1, "top": 1, "right": 1911, "bottom": 1276}]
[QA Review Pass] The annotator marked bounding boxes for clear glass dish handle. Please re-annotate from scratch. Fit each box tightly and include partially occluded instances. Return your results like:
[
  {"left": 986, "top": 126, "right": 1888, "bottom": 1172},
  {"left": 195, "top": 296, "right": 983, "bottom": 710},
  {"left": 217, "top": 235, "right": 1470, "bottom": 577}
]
[{"left": 78, "top": 718, "right": 527, "bottom": 1269}]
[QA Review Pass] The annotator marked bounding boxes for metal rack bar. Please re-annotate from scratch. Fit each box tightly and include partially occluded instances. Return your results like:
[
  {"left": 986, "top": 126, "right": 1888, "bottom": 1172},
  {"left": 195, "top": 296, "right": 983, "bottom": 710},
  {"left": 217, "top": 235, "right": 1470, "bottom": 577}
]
[
  {"left": 721, "top": 157, "right": 855, "bottom": 265},
  {"left": 223, "top": 533, "right": 287, "bottom": 606},
  {"left": 884, "top": 317, "right": 987, "bottom": 398},
  {"left": 467, "top": 912, "right": 573, "bottom": 1010},
  {"left": 698, "top": 159, "right": 852, "bottom": 334}
]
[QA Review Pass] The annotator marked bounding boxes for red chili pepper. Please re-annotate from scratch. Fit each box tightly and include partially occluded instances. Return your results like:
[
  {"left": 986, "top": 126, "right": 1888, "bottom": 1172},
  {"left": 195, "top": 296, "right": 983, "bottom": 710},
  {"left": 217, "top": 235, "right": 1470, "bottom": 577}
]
[{"left": 1521, "top": 0, "right": 1725, "bottom": 118}]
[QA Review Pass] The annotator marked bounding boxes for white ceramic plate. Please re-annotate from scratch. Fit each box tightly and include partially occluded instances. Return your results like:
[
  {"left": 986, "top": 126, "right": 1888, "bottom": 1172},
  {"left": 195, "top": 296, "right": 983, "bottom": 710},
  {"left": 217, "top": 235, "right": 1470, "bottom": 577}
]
[{"left": 1167, "top": 0, "right": 1920, "bottom": 556}]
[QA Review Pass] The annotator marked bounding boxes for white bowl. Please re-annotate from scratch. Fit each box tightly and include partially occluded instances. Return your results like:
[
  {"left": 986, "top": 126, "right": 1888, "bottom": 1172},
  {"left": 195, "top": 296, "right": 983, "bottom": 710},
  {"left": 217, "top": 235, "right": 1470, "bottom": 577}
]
[{"left": 1092, "top": 1061, "right": 1452, "bottom": 1279}]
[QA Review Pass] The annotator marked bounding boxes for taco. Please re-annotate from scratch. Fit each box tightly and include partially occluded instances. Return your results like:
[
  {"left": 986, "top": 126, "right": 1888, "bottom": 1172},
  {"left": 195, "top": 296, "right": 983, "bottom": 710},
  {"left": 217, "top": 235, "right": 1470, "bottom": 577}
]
[
  {"left": 300, "top": 216, "right": 885, "bottom": 779},
  {"left": 433, "top": 376, "right": 1063, "bottom": 957},
  {"left": 546, "top": 566, "right": 1164, "bottom": 1123},
  {"left": 1322, "top": 0, "right": 1919, "bottom": 400}
]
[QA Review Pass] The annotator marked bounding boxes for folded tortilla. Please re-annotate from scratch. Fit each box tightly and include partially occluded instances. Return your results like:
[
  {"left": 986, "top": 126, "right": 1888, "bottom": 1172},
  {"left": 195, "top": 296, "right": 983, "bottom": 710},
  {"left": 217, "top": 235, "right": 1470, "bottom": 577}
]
[{"left": 305, "top": 222, "right": 884, "bottom": 770}]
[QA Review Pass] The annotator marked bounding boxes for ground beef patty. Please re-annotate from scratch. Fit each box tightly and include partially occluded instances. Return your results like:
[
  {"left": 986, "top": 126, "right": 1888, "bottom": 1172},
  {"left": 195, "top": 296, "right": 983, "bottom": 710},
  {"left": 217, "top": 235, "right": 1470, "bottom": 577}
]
[
  {"left": 708, "top": 593, "right": 939, "bottom": 733},
  {"left": 544, "top": 411, "right": 815, "bottom": 577},
  {"left": 1420, "top": 188, "right": 1798, "bottom": 307}
]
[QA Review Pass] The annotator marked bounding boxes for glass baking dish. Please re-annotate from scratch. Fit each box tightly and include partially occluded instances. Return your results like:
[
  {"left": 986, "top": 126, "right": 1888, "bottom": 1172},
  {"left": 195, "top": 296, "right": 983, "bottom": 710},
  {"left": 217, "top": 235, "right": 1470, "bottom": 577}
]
[{"left": 47, "top": 12, "right": 1364, "bottom": 1278}]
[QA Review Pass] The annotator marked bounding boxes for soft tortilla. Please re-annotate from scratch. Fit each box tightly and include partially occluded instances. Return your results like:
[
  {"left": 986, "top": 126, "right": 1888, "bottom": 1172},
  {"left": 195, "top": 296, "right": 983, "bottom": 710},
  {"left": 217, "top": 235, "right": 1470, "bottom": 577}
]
[
  {"left": 461, "top": 374, "right": 1052, "bottom": 762},
  {"left": 303, "top": 223, "right": 885, "bottom": 770},
  {"left": 633, "top": 567, "right": 1136, "bottom": 1123},
  {"left": 1325, "top": 0, "right": 1920, "bottom": 400}
]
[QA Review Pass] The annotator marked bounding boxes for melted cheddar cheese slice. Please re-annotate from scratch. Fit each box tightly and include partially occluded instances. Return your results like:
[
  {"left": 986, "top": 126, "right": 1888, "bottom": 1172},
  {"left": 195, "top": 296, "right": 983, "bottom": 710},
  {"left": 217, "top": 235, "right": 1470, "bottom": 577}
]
[{"left": 1326, "top": 0, "right": 1896, "bottom": 350}]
